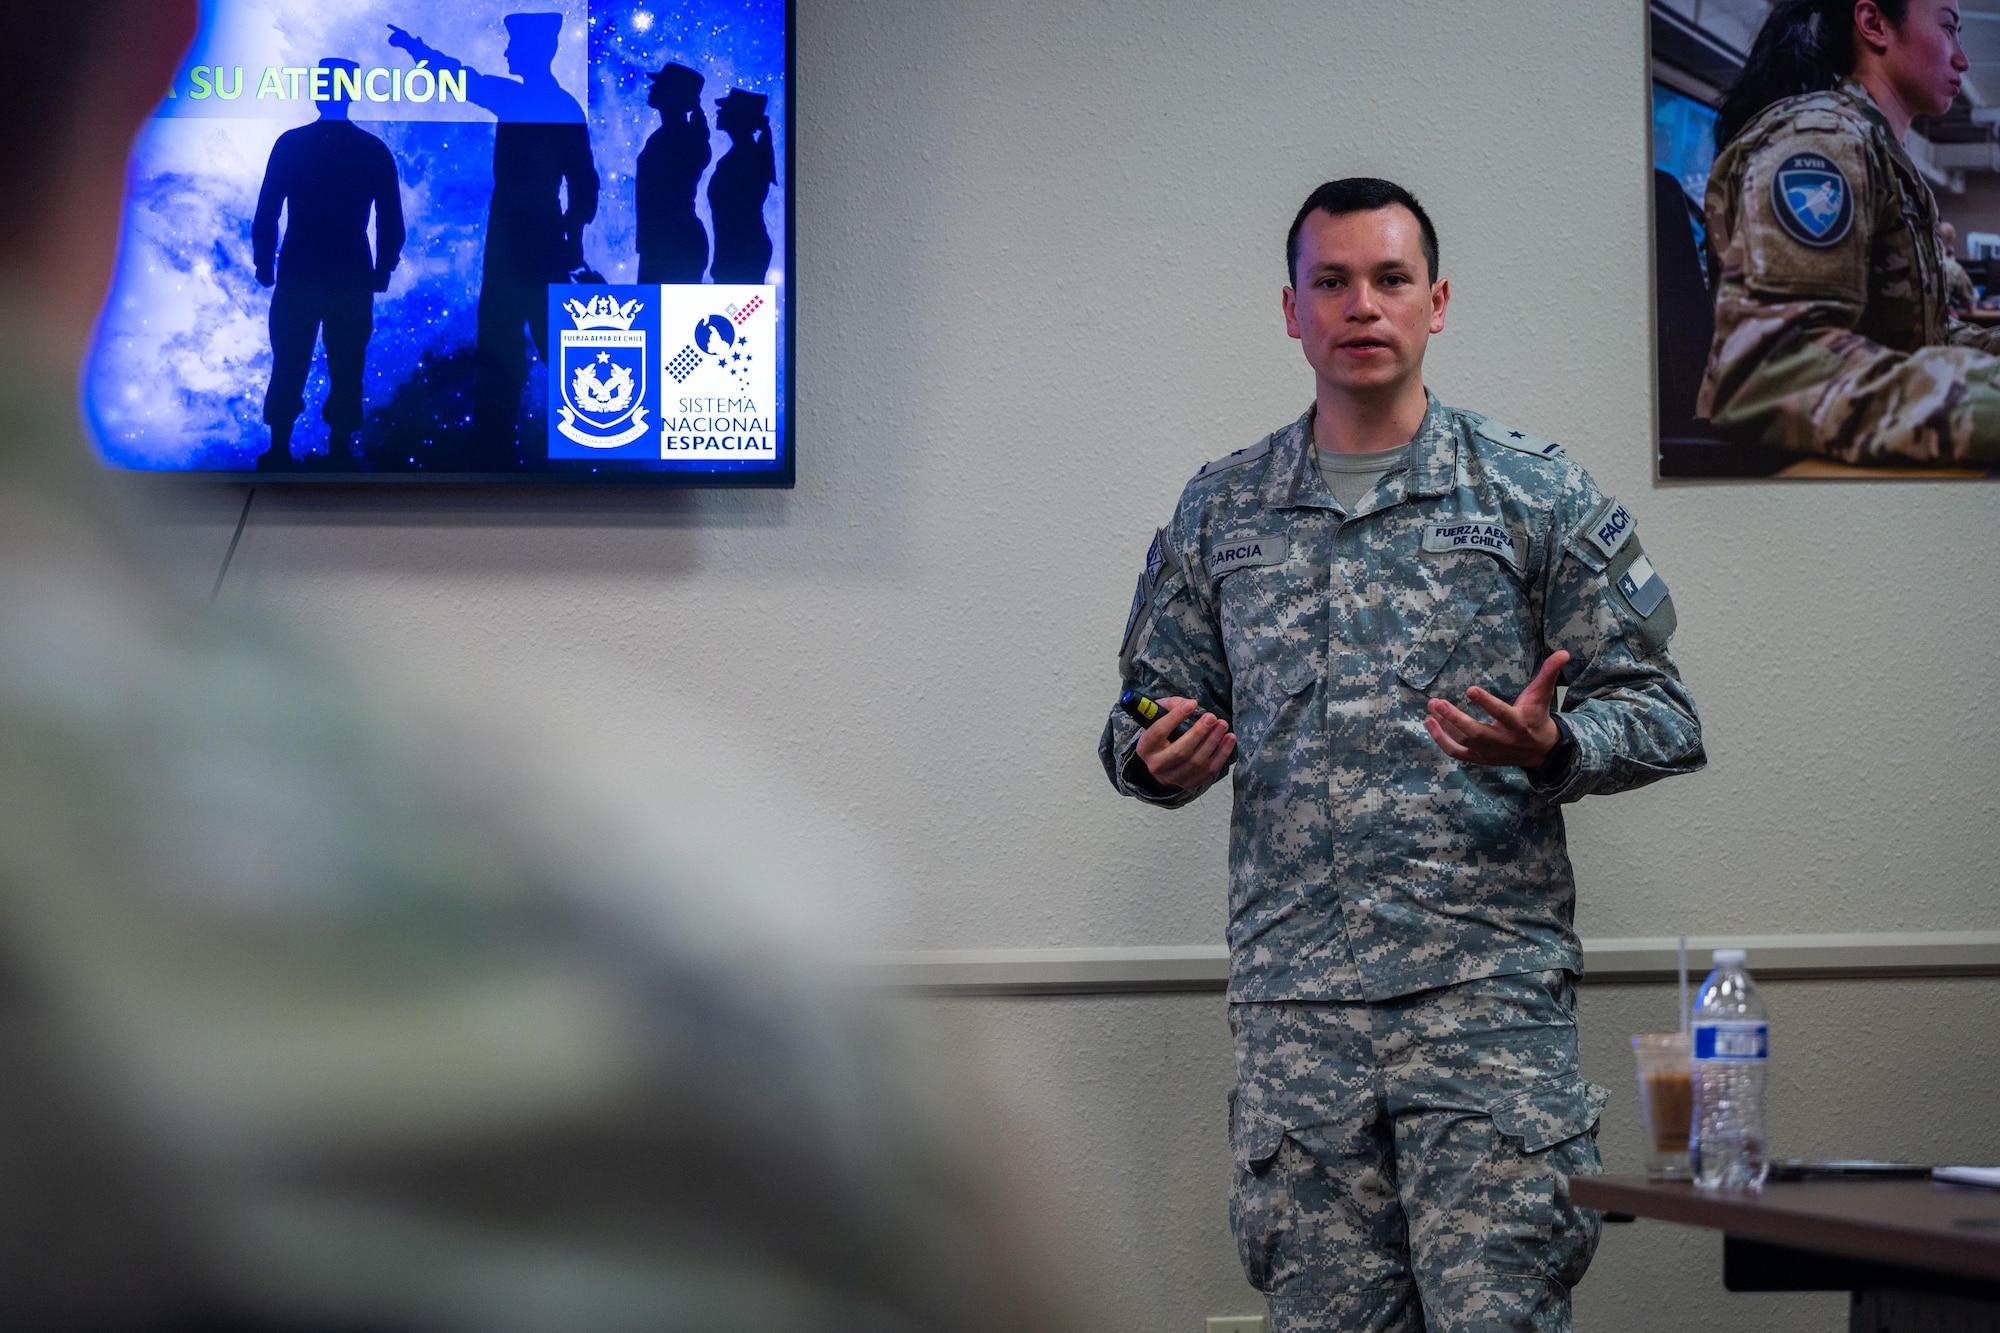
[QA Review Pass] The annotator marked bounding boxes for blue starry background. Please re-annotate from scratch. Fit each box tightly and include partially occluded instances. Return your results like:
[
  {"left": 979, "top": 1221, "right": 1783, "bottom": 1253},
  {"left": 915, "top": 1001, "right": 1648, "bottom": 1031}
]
[{"left": 84, "top": 0, "right": 786, "bottom": 475}]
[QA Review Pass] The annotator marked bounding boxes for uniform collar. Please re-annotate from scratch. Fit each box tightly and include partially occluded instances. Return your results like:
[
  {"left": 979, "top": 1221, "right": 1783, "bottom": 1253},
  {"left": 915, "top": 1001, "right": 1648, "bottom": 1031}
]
[
  {"left": 1837, "top": 76, "right": 1890, "bottom": 126},
  {"left": 1841, "top": 77, "right": 1941, "bottom": 237},
  {"left": 1403, "top": 392, "right": 1458, "bottom": 498},
  {"left": 1837, "top": 77, "right": 1920, "bottom": 167},
  {"left": 1260, "top": 391, "right": 1457, "bottom": 511},
  {"left": 1260, "top": 407, "right": 1334, "bottom": 510}
]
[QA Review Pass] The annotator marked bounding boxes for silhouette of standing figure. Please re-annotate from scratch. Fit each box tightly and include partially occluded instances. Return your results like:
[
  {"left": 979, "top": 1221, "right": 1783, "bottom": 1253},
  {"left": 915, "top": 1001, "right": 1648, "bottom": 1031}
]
[
  {"left": 252, "top": 57, "right": 404, "bottom": 472},
  {"left": 388, "top": 14, "right": 598, "bottom": 461},
  {"left": 707, "top": 90, "right": 774, "bottom": 284},
  {"left": 635, "top": 63, "right": 710, "bottom": 284}
]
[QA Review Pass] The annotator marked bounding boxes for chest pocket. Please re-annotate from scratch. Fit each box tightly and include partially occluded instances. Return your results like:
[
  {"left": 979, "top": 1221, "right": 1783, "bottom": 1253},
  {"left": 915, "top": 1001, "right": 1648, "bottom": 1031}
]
[
  {"left": 1392, "top": 548, "right": 1532, "bottom": 703},
  {"left": 1215, "top": 523, "right": 1327, "bottom": 748}
]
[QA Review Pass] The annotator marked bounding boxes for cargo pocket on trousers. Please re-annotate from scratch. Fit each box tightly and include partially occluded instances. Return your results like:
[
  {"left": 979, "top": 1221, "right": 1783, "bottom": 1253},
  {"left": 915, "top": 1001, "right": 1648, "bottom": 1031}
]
[
  {"left": 1483, "top": 1077, "right": 1610, "bottom": 1285},
  {"left": 1229, "top": 1103, "right": 1291, "bottom": 1294}
]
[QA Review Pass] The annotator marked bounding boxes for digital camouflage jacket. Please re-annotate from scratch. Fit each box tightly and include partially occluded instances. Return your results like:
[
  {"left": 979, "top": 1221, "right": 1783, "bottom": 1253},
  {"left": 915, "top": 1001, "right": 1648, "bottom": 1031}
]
[{"left": 1099, "top": 398, "right": 1705, "bottom": 1002}]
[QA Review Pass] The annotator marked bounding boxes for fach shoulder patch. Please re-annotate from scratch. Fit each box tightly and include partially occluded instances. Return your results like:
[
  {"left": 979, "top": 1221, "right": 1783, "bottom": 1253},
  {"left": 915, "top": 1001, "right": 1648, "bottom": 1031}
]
[
  {"left": 1581, "top": 495, "right": 1635, "bottom": 560},
  {"left": 1577, "top": 496, "right": 1677, "bottom": 649},
  {"left": 1195, "top": 436, "right": 1273, "bottom": 478},
  {"left": 1475, "top": 419, "right": 1566, "bottom": 460}
]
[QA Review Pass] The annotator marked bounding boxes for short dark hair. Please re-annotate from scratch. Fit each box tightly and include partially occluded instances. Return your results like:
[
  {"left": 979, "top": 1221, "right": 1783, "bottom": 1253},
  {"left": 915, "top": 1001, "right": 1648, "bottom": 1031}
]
[{"left": 1286, "top": 178, "right": 1440, "bottom": 286}]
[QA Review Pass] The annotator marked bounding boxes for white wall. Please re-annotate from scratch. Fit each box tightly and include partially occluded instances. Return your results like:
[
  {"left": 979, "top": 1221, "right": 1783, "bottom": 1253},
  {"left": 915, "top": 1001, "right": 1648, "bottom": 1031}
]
[
  {"left": 122, "top": 0, "right": 2000, "bottom": 1326},
  {"left": 144, "top": 0, "right": 2000, "bottom": 951}
]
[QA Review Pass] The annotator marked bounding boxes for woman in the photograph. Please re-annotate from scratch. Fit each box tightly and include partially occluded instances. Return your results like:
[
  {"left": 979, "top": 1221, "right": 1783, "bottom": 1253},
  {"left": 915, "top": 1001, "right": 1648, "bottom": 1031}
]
[
  {"left": 1700, "top": 0, "right": 2000, "bottom": 467},
  {"left": 707, "top": 90, "right": 776, "bottom": 284},
  {"left": 637, "top": 62, "right": 713, "bottom": 284}
]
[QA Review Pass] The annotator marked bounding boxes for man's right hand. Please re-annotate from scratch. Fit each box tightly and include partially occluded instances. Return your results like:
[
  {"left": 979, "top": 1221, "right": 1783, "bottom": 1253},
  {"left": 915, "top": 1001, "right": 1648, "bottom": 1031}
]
[
  {"left": 1135, "top": 696, "right": 1235, "bottom": 791},
  {"left": 255, "top": 264, "right": 274, "bottom": 288}
]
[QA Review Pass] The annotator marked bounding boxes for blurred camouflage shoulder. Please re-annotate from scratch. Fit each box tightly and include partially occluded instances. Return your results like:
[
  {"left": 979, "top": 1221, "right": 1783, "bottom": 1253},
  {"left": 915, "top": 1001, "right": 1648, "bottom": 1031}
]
[
  {"left": 1731, "top": 86, "right": 1876, "bottom": 153},
  {"left": 0, "top": 396, "right": 1086, "bottom": 1332}
]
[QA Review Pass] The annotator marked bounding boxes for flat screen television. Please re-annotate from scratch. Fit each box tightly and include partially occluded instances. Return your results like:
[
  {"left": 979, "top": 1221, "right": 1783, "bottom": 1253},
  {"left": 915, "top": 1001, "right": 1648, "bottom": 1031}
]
[{"left": 88, "top": 0, "right": 792, "bottom": 485}]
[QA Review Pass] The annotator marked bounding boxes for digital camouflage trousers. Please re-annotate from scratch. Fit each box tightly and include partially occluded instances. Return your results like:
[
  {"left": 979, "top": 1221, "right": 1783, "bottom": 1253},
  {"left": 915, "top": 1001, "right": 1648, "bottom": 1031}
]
[{"left": 1229, "top": 970, "right": 1609, "bottom": 1333}]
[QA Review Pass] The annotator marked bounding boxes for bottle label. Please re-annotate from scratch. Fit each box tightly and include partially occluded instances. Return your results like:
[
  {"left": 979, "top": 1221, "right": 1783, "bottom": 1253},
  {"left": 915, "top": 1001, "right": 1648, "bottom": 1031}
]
[{"left": 1693, "top": 1021, "right": 1768, "bottom": 1061}]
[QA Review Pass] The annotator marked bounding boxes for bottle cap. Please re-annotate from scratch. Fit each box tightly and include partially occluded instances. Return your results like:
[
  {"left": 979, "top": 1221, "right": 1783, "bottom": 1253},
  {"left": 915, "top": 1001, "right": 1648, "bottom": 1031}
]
[{"left": 1713, "top": 948, "right": 1746, "bottom": 966}]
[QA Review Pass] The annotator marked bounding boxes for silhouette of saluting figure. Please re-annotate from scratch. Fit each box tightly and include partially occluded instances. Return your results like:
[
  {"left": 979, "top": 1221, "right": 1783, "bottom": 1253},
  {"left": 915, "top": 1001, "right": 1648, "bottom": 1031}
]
[
  {"left": 388, "top": 14, "right": 598, "bottom": 460},
  {"left": 252, "top": 57, "right": 404, "bottom": 472},
  {"left": 635, "top": 63, "right": 710, "bottom": 284},
  {"left": 707, "top": 90, "right": 774, "bottom": 284}
]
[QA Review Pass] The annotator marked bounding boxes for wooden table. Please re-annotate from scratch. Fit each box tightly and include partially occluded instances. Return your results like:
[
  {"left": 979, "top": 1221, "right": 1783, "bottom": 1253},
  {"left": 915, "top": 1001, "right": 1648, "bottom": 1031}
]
[{"left": 1571, "top": 1176, "right": 2000, "bottom": 1332}]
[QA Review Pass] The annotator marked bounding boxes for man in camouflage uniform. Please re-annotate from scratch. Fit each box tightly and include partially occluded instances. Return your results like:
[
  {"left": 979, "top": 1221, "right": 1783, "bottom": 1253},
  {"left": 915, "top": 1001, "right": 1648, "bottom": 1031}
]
[
  {"left": 1700, "top": 76, "right": 2000, "bottom": 466},
  {"left": 1100, "top": 179, "right": 1704, "bottom": 1332}
]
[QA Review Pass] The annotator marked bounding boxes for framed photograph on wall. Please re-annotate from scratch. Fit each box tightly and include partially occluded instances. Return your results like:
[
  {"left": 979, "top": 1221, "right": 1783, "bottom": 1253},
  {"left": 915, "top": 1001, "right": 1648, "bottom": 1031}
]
[
  {"left": 1649, "top": 0, "right": 1998, "bottom": 480},
  {"left": 88, "top": 0, "right": 793, "bottom": 484}
]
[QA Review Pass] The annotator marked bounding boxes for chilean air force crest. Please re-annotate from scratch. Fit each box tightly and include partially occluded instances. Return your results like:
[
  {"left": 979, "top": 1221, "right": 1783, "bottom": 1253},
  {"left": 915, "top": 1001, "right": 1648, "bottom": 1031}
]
[
  {"left": 546, "top": 283, "right": 776, "bottom": 464},
  {"left": 550, "top": 290, "right": 658, "bottom": 458}
]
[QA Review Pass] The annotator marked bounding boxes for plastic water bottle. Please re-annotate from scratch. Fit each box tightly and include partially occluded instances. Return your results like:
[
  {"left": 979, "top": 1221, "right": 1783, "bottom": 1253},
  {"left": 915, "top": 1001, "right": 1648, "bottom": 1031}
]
[{"left": 1691, "top": 948, "right": 1769, "bottom": 1189}]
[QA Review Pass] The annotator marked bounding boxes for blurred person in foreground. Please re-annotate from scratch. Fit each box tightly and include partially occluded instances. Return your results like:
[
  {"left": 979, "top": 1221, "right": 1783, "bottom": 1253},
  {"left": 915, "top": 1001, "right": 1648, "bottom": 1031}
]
[{"left": 0, "top": 4, "right": 1071, "bottom": 1330}]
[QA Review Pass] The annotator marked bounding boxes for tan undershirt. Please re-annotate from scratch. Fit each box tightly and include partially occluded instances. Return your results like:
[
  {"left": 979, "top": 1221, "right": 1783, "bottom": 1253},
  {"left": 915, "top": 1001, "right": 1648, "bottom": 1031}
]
[{"left": 1315, "top": 443, "right": 1407, "bottom": 513}]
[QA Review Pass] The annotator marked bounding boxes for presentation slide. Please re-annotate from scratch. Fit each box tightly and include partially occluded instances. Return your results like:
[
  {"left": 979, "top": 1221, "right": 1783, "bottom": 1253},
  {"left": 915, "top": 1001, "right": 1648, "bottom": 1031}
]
[{"left": 87, "top": 0, "right": 790, "bottom": 483}]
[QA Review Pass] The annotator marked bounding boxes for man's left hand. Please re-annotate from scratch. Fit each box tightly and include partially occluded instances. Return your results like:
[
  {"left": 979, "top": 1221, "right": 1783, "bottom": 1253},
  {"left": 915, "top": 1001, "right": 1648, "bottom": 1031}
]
[{"left": 1425, "top": 650, "right": 1569, "bottom": 768}]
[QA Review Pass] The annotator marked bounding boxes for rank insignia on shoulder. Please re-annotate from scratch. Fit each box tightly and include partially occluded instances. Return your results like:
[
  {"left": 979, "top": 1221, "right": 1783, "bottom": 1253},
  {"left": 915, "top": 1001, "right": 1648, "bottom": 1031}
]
[
  {"left": 1196, "top": 436, "right": 1272, "bottom": 477},
  {"left": 1476, "top": 419, "right": 1565, "bottom": 459},
  {"left": 1771, "top": 151, "right": 1854, "bottom": 248}
]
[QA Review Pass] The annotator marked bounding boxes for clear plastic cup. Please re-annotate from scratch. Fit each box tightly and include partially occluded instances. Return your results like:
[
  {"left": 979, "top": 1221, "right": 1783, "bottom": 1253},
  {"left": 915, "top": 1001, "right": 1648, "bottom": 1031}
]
[{"left": 1632, "top": 1033, "right": 1693, "bottom": 1180}]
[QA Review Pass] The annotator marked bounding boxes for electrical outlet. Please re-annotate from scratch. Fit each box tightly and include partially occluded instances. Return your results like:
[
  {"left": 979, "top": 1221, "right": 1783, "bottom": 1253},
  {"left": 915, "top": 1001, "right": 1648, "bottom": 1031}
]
[{"left": 1205, "top": 1319, "right": 1266, "bottom": 1333}]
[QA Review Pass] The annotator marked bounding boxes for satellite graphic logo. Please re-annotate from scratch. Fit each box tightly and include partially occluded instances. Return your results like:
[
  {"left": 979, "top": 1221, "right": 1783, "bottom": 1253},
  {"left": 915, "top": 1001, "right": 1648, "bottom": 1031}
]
[
  {"left": 665, "top": 292, "right": 765, "bottom": 387},
  {"left": 656, "top": 284, "right": 778, "bottom": 461}
]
